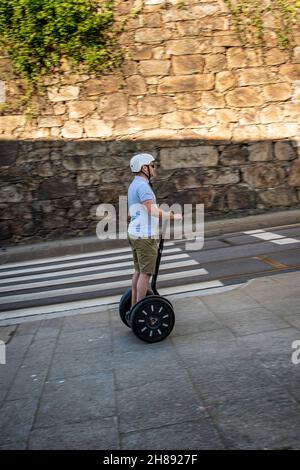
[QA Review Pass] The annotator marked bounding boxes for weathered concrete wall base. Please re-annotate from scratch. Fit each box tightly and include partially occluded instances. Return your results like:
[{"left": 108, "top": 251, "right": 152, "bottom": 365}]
[{"left": 0, "top": 139, "right": 299, "bottom": 245}]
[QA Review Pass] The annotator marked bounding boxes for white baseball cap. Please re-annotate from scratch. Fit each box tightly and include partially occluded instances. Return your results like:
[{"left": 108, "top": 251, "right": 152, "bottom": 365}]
[{"left": 130, "top": 153, "right": 155, "bottom": 173}]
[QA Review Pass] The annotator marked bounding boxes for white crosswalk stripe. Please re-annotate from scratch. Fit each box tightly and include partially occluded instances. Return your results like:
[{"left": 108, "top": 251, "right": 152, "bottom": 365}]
[{"left": 244, "top": 229, "right": 300, "bottom": 245}]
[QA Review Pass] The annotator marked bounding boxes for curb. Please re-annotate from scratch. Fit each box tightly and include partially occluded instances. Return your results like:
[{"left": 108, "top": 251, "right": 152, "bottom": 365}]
[{"left": 0, "top": 209, "right": 299, "bottom": 265}]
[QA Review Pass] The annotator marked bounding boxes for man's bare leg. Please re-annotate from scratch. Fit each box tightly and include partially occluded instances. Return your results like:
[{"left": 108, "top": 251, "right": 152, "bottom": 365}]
[
  {"left": 131, "top": 271, "right": 140, "bottom": 307},
  {"left": 137, "top": 272, "right": 150, "bottom": 302}
]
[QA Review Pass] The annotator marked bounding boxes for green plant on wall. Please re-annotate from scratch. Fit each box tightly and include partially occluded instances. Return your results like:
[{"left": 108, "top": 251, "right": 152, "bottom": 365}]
[
  {"left": 0, "top": 0, "right": 122, "bottom": 87},
  {"left": 224, "top": 0, "right": 300, "bottom": 48}
]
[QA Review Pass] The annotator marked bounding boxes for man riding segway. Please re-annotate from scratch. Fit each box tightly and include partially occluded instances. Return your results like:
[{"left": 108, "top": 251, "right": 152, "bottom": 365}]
[
  {"left": 127, "top": 153, "right": 181, "bottom": 309},
  {"left": 118, "top": 153, "right": 182, "bottom": 343}
]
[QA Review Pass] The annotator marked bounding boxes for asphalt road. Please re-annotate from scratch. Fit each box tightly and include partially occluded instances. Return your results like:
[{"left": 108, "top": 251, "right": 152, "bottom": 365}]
[{"left": 0, "top": 224, "right": 299, "bottom": 322}]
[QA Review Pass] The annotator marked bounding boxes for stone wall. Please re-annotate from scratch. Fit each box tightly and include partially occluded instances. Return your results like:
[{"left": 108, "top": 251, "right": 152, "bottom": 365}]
[
  {"left": 1, "top": 138, "right": 299, "bottom": 244},
  {"left": 0, "top": 0, "right": 300, "bottom": 244}
]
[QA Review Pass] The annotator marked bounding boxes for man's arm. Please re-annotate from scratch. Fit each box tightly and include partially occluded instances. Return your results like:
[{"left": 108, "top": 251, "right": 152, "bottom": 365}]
[{"left": 143, "top": 200, "right": 181, "bottom": 220}]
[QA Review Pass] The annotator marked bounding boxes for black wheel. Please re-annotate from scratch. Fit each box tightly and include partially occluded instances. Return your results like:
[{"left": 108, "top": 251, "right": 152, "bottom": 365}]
[
  {"left": 130, "top": 295, "right": 175, "bottom": 343},
  {"left": 119, "top": 288, "right": 153, "bottom": 328}
]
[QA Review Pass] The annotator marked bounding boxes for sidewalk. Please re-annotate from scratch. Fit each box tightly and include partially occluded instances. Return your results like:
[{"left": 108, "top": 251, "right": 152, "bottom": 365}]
[
  {"left": 0, "top": 270, "right": 300, "bottom": 450},
  {"left": 1, "top": 209, "right": 299, "bottom": 265}
]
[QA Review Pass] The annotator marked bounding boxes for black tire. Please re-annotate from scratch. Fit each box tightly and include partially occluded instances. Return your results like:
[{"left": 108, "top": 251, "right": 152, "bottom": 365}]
[
  {"left": 130, "top": 295, "right": 175, "bottom": 343},
  {"left": 119, "top": 289, "right": 153, "bottom": 328}
]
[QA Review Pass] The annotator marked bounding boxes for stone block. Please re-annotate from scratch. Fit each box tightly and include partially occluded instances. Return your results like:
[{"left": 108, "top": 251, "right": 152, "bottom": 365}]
[
  {"left": 226, "top": 186, "right": 255, "bottom": 210},
  {"left": 82, "top": 77, "right": 121, "bottom": 95},
  {"left": 76, "top": 172, "right": 100, "bottom": 187},
  {"left": 0, "top": 184, "right": 24, "bottom": 203},
  {"left": 84, "top": 119, "right": 113, "bottom": 138},
  {"left": 160, "top": 146, "right": 218, "bottom": 169},
  {"left": 68, "top": 101, "right": 96, "bottom": 119},
  {"left": 205, "top": 54, "right": 227, "bottom": 73},
  {"left": 288, "top": 160, "right": 300, "bottom": 187},
  {"left": 202, "top": 91, "right": 225, "bottom": 109},
  {"left": 38, "top": 117, "right": 63, "bottom": 128},
  {"left": 258, "top": 188, "right": 298, "bottom": 207},
  {"left": 166, "top": 39, "right": 211, "bottom": 55},
  {"left": 130, "top": 45, "right": 152, "bottom": 60},
  {"left": 216, "top": 108, "right": 238, "bottom": 125},
  {"left": 137, "top": 96, "right": 175, "bottom": 115},
  {"left": 172, "top": 55, "right": 205, "bottom": 75},
  {"left": 226, "top": 87, "right": 264, "bottom": 107},
  {"left": 265, "top": 48, "right": 289, "bottom": 65},
  {"left": 158, "top": 74, "right": 214, "bottom": 93},
  {"left": 263, "top": 83, "right": 292, "bottom": 102},
  {"left": 0, "top": 140, "right": 18, "bottom": 166},
  {"left": 62, "top": 156, "right": 91, "bottom": 171},
  {"left": 135, "top": 28, "right": 171, "bottom": 44},
  {"left": 215, "top": 71, "right": 236, "bottom": 92},
  {"left": 248, "top": 142, "right": 273, "bottom": 162},
  {"left": 280, "top": 64, "right": 300, "bottom": 82},
  {"left": 242, "top": 164, "right": 286, "bottom": 189},
  {"left": 114, "top": 116, "right": 158, "bottom": 135},
  {"left": 162, "top": 3, "right": 219, "bottom": 22},
  {"left": 0, "top": 116, "right": 26, "bottom": 135},
  {"left": 98, "top": 93, "right": 128, "bottom": 120},
  {"left": 175, "top": 92, "right": 202, "bottom": 110},
  {"left": 238, "top": 68, "right": 279, "bottom": 86},
  {"left": 274, "top": 141, "right": 296, "bottom": 161},
  {"left": 204, "top": 168, "right": 240, "bottom": 185},
  {"left": 161, "top": 110, "right": 215, "bottom": 129},
  {"left": 125, "top": 75, "right": 147, "bottom": 95},
  {"left": 37, "top": 177, "right": 76, "bottom": 199},
  {"left": 265, "top": 122, "right": 298, "bottom": 139},
  {"left": 48, "top": 86, "right": 79, "bottom": 102},
  {"left": 61, "top": 121, "right": 83, "bottom": 139},
  {"left": 220, "top": 145, "right": 248, "bottom": 166},
  {"left": 139, "top": 60, "right": 170, "bottom": 76},
  {"left": 260, "top": 104, "right": 283, "bottom": 124}
]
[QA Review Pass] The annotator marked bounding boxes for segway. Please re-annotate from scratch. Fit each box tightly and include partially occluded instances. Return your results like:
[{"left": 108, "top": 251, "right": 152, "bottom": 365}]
[{"left": 119, "top": 231, "right": 175, "bottom": 343}]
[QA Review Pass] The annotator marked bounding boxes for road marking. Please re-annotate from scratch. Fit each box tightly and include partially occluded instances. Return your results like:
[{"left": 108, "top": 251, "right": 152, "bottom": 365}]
[
  {"left": 249, "top": 233, "right": 284, "bottom": 241},
  {"left": 244, "top": 230, "right": 300, "bottom": 245},
  {"left": 0, "top": 253, "right": 190, "bottom": 284},
  {"left": 254, "top": 255, "right": 287, "bottom": 269},
  {"left": 0, "top": 248, "right": 182, "bottom": 277},
  {"left": 0, "top": 280, "right": 224, "bottom": 321},
  {"left": 0, "top": 268, "right": 209, "bottom": 304},
  {"left": 0, "top": 260, "right": 199, "bottom": 292},
  {"left": 0, "top": 241, "right": 175, "bottom": 270},
  {"left": 271, "top": 238, "right": 300, "bottom": 245},
  {"left": 244, "top": 229, "right": 265, "bottom": 234}
]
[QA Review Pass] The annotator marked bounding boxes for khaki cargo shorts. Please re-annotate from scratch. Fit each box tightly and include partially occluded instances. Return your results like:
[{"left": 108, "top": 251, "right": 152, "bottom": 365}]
[{"left": 128, "top": 234, "right": 158, "bottom": 275}]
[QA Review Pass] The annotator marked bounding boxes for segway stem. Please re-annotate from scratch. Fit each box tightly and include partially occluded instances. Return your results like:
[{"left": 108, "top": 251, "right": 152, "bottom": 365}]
[{"left": 151, "top": 234, "right": 164, "bottom": 295}]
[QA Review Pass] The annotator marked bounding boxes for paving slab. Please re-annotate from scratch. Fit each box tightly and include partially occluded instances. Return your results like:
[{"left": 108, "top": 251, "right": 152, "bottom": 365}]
[
  {"left": 28, "top": 417, "right": 119, "bottom": 450},
  {"left": 34, "top": 372, "right": 116, "bottom": 428}
]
